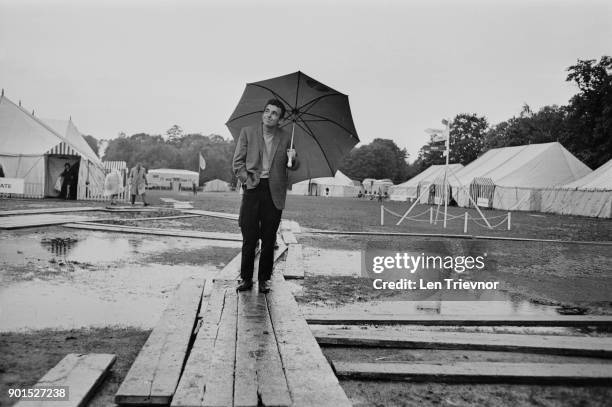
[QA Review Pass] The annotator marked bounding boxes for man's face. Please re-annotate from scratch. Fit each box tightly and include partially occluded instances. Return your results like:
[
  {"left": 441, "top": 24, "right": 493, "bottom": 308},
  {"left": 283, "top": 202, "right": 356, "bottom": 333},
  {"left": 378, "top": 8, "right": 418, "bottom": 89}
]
[{"left": 262, "top": 104, "right": 282, "bottom": 127}]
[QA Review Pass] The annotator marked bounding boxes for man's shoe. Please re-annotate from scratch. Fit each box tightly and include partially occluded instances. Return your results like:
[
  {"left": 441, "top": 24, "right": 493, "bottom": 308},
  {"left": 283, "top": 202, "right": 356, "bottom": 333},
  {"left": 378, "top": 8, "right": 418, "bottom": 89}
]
[
  {"left": 236, "top": 280, "right": 253, "bottom": 291},
  {"left": 259, "top": 280, "right": 271, "bottom": 294}
]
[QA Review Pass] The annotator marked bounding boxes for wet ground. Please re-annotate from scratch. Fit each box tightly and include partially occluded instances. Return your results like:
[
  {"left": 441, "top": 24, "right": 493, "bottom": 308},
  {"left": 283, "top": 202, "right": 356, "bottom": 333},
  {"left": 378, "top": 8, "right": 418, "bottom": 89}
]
[{"left": 0, "top": 227, "right": 240, "bottom": 331}]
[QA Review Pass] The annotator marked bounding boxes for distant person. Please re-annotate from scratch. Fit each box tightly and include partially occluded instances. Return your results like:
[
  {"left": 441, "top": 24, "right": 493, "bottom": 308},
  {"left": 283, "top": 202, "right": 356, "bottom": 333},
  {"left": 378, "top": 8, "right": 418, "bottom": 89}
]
[
  {"left": 325, "top": 187, "right": 330, "bottom": 197},
  {"left": 129, "top": 163, "right": 149, "bottom": 206},
  {"left": 0, "top": 163, "right": 5, "bottom": 178},
  {"left": 192, "top": 182, "right": 197, "bottom": 196},
  {"left": 59, "top": 163, "right": 72, "bottom": 199},
  {"left": 104, "top": 169, "right": 124, "bottom": 205},
  {"left": 232, "top": 98, "right": 298, "bottom": 293},
  {"left": 357, "top": 190, "right": 363, "bottom": 198}
]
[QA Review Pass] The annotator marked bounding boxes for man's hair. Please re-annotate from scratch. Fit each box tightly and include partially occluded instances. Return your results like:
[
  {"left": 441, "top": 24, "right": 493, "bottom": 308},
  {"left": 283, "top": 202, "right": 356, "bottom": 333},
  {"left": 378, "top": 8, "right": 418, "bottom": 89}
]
[{"left": 265, "top": 98, "right": 286, "bottom": 120}]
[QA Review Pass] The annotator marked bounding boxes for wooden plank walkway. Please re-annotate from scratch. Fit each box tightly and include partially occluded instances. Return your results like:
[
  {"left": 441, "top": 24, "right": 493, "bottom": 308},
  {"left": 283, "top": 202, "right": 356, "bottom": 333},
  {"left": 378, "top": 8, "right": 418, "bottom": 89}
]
[
  {"left": 313, "top": 328, "right": 612, "bottom": 358},
  {"left": 0, "top": 206, "right": 103, "bottom": 216},
  {"left": 63, "top": 222, "right": 242, "bottom": 242},
  {"left": 280, "top": 230, "right": 297, "bottom": 245},
  {"left": 181, "top": 209, "right": 239, "bottom": 221},
  {"left": 0, "top": 214, "right": 97, "bottom": 229},
  {"left": 283, "top": 243, "right": 305, "bottom": 279},
  {"left": 305, "top": 313, "right": 612, "bottom": 327},
  {"left": 115, "top": 277, "right": 206, "bottom": 405},
  {"left": 14, "top": 353, "right": 115, "bottom": 407},
  {"left": 173, "top": 266, "right": 350, "bottom": 406},
  {"left": 333, "top": 361, "right": 612, "bottom": 384}
]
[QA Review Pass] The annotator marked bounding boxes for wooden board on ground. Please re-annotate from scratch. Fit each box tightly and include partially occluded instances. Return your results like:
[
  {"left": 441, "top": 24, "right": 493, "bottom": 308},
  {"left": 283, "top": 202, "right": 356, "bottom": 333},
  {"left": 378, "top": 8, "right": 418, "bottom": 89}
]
[
  {"left": 181, "top": 209, "right": 239, "bottom": 221},
  {"left": 202, "top": 289, "right": 238, "bottom": 407},
  {"left": 0, "top": 206, "right": 102, "bottom": 217},
  {"left": 283, "top": 244, "right": 304, "bottom": 279},
  {"left": 63, "top": 222, "right": 242, "bottom": 242},
  {"left": 280, "top": 230, "right": 297, "bottom": 244},
  {"left": 313, "top": 329, "right": 612, "bottom": 358},
  {"left": 115, "top": 277, "right": 206, "bottom": 405},
  {"left": 14, "top": 353, "right": 116, "bottom": 407},
  {"left": 280, "top": 219, "right": 301, "bottom": 234},
  {"left": 305, "top": 314, "right": 612, "bottom": 327},
  {"left": 267, "top": 269, "right": 351, "bottom": 407},
  {"left": 333, "top": 361, "right": 612, "bottom": 384},
  {"left": 0, "top": 214, "right": 97, "bottom": 229},
  {"left": 172, "top": 283, "right": 230, "bottom": 407}
]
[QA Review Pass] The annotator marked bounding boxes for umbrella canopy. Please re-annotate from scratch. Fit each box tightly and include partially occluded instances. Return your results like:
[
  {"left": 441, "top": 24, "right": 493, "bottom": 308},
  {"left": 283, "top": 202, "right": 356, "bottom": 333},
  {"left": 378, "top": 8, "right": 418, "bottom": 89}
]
[{"left": 226, "top": 71, "right": 359, "bottom": 184}]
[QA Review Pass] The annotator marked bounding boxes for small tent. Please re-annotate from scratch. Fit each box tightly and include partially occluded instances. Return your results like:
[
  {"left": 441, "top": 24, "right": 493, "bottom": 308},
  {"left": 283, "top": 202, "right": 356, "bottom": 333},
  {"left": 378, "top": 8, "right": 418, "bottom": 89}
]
[
  {"left": 203, "top": 178, "right": 230, "bottom": 192},
  {"left": 290, "top": 170, "right": 360, "bottom": 197},
  {"left": 389, "top": 164, "right": 464, "bottom": 202},
  {"left": 442, "top": 142, "right": 591, "bottom": 211},
  {"left": 540, "top": 159, "right": 612, "bottom": 218},
  {"left": 0, "top": 93, "right": 105, "bottom": 199}
]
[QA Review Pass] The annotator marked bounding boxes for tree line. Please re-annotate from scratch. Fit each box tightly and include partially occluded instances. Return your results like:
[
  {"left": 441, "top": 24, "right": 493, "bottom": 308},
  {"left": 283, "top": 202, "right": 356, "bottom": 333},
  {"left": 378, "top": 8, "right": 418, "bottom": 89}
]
[{"left": 92, "top": 56, "right": 610, "bottom": 185}]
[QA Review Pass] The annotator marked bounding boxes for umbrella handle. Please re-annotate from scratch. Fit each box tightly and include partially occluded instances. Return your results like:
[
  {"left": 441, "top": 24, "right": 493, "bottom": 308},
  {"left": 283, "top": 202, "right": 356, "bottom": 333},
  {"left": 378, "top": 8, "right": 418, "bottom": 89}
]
[{"left": 288, "top": 121, "right": 295, "bottom": 167}]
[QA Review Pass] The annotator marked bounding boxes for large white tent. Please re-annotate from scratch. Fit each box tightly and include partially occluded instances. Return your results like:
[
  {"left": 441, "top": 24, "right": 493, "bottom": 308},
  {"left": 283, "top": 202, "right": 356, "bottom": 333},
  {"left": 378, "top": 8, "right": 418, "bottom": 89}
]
[
  {"left": 0, "top": 94, "right": 105, "bottom": 199},
  {"left": 443, "top": 142, "right": 591, "bottom": 211},
  {"left": 389, "top": 164, "right": 464, "bottom": 202},
  {"left": 540, "top": 159, "right": 612, "bottom": 218},
  {"left": 147, "top": 168, "right": 199, "bottom": 191},
  {"left": 203, "top": 178, "right": 230, "bottom": 192},
  {"left": 290, "top": 170, "right": 360, "bottom": 197}
]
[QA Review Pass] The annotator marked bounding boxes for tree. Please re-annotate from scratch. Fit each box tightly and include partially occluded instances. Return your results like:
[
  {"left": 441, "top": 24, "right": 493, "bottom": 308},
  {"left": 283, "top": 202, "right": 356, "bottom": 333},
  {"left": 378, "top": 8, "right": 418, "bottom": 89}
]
[
  {"left": 561, "top": 56, "right": 612, "bottom": 168},
  {"left": 82, "top": 134, "right": 99, "bottom": 157},
  {"left": 483, "top": 104, "right": 566, "bottom": 151},
  {"left": 416, "top": 114, "right": 488, "bottom": 169},
  {"left": 341, "top": 138, "right": 410, "bottom": 183},
  {"left": 166, "top": 125, "right": 184, "bottom": 144}
]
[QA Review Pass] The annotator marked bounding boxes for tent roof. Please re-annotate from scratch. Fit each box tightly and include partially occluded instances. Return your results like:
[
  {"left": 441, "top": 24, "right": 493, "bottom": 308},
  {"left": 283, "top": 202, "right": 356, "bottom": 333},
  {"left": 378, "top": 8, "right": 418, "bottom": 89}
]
[
  {"left": 0, "top": 95, "right": 71, "bottom": 155},
  {"left": 294, "top": 170, "right": 356, "bottom": 186},
  {"left": 449, "top": 142, "right": 591, "bottom": 188},
  {"left": 560, "top": 159, "right": 612, "bottom": 190},
  {"left": 42, "top": 118, "right": 101, "bottom": 165},
  {"left": 395, "top": 164, "right": 464, "bottom": 187},
  {"left": 206, "top": 179, "right": 229, "bottom": 184}
]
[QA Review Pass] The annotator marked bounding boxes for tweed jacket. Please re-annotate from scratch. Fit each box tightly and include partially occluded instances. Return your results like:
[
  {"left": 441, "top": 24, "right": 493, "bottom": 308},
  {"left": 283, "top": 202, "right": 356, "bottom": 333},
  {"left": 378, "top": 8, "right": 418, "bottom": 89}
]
[{"left": 232, "top": 123, "right": 298, "bottom": 210}]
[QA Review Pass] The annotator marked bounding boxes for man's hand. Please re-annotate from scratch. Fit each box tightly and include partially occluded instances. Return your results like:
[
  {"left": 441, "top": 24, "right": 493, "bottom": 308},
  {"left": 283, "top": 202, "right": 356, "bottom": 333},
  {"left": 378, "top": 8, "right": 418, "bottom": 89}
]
[{"left": 287, "top": 148, "right": 296, "bottom": 168}]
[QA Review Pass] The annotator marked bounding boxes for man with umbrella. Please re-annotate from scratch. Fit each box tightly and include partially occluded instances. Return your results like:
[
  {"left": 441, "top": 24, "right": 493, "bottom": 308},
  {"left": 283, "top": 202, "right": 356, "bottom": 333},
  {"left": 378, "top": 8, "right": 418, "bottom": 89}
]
[{"left": 233, "top": 99, "right": 298, "bottom": 293}]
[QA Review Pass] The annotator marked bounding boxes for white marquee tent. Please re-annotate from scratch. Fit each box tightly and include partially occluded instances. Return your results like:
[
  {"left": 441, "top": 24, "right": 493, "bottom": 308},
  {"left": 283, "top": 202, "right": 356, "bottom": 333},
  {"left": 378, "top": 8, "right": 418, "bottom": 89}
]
[
  {"left": 389, "top": 164, "right": 464, "bottom": 202},
  {"left": 290, "top": 170, "right": 360, "bottom": 197},
  {"left": 0, "top": 94, "right": 105, "bottom": 199},
  {"left": 540, "top": 159, "right": 612, "bottom": 218},
  {"left": 444, "top": 142, "right": 591, "bottom": 211},
  {"left": 147, "top": 168, "right": 199, "bottom": 191},
  {"left": 203, "top": 178, "right": 230, "bottom": 192}
]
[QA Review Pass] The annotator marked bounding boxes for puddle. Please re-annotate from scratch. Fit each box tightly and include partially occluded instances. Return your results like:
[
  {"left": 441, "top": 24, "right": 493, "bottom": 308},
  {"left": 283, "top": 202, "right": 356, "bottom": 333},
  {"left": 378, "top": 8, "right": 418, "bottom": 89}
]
[
  {"left": 0, "top": 230, "right": 241, "bottom": 267},
  {"left": 303, "top": 247, "right": 361, "bottom": 276},
  {"left": 0, "top": 229, "right": 239, "bottom": 331},
  {"left": 0, "top": 264, "right": 217, "bottom": 332}
]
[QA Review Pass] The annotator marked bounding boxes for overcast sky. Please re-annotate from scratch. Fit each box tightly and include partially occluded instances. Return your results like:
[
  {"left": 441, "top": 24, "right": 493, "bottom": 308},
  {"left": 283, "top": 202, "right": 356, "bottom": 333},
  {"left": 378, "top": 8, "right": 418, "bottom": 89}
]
[{"left": 1, "top": 0, "right": 610, "bottom": 162}]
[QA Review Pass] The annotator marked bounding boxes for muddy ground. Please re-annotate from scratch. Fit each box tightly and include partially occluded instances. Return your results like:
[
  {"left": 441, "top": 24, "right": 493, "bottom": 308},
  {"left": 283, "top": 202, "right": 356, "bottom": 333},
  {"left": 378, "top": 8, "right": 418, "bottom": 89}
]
[{"left": 1, "top": 194, "right": 611, "bottom": 406}]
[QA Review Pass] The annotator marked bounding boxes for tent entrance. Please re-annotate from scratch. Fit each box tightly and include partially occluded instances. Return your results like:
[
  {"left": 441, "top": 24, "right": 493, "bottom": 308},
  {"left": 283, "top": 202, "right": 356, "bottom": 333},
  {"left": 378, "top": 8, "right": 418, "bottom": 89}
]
[{"left": 46, "top": 155, "right": 80, "bottom": 199}]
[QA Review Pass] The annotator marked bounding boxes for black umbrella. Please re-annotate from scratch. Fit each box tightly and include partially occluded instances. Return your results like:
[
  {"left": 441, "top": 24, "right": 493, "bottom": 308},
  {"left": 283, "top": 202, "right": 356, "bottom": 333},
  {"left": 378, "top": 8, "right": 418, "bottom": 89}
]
[{"left": 226, "top": 71, "right": 359, "bottom": 184}]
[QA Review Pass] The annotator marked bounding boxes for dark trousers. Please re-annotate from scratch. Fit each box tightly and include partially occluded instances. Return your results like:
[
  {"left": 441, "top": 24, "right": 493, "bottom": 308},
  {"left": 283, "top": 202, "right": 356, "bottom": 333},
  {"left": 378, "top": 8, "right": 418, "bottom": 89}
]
[{"left": 239, "top": 178, "right": 282, "bottom": 283}]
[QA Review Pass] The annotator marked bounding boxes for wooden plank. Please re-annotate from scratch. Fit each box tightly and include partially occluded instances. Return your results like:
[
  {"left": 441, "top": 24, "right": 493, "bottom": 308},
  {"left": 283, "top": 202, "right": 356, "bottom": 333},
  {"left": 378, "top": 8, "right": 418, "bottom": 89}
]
[
  {"left": 0, "top": 206, "right": 102, "bottom": 216},
  {"left": 280, "top": 230, "right": 297, "bottom": 244},
  {"left": 283, "top": 244, "right": 304, "bottom": 279},
  {"left": 313, "top": 329, "right": 612, "bottom": 358},
  {"left": 115, "top": 277, "right": 206, "bottom": 405},
  {"left": 14, "top": 353, "right": 116, "bottom": 407},
  {"left": 63, "top": 222, "right": 242, "bottom": 242},
  {"left": 257, "top": 296, "right": 292, "bottom": 407},
  {"left": 267, "top": 269, "right": 351, "bottom": 407},
  {"left": 180, "top": 209, "right": 239, "bottom": 221},
  {"left": 172, "top": 282, "right": 229, "bottom": 407},
  {"left": 234, "top": 291, "right": 265, "bottom": 407},
  {"left": 0, "top": 214, "right": 96, "bottom": 229},
  {"left": 305, "top": 314, "right": 612, "bottom": 327},
  {"left": 202, "top": 289, "right": 238, "bottom": 407},
  {"left": 333, "top": 361, "right": 612, "bottom": 385}
]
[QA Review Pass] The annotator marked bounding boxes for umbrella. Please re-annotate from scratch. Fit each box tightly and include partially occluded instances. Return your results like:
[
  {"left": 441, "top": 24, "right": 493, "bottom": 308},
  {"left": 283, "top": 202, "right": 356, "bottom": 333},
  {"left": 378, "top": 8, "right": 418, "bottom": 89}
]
[{"left": 226, "top": 71, "right": 359, "bottom": 184}]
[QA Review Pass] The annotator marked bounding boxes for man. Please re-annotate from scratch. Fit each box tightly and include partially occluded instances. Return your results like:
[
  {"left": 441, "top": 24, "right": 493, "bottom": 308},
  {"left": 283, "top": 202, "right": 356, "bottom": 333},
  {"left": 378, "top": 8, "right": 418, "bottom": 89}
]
[
  {"left": 233, "top": 99, "right": 298, "bottom": 293},
  {"left": 129, "top": 162, "right": 149, "bottom": 206}
]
